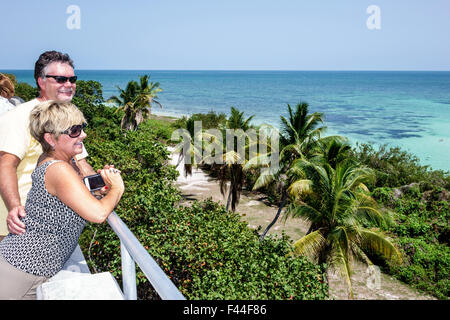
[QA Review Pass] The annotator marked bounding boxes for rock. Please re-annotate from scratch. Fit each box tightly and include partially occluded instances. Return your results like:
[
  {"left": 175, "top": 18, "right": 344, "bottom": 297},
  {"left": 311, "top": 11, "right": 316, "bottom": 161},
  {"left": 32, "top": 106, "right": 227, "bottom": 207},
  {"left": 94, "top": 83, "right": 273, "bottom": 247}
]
[{"left": 393, "top": 183, "right": 420, "bottom": 199}]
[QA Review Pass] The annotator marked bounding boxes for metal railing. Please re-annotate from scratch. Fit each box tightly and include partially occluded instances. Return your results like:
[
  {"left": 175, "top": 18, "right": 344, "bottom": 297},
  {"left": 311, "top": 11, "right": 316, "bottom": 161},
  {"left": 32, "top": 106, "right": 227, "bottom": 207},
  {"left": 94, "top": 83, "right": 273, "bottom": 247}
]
[{"left": 107, "top": 211, "right": 185, "bottom": 300}]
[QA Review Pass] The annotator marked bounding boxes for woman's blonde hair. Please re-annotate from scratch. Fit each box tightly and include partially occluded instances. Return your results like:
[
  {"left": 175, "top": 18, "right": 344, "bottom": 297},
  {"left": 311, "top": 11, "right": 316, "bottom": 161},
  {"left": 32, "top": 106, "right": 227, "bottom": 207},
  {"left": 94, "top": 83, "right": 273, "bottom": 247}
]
[
  {"left": 29, "top": 100, "right": 86, "bottom": 153},
  {"left": 0, "top": 73, "right": 15, "bottom": 99}
]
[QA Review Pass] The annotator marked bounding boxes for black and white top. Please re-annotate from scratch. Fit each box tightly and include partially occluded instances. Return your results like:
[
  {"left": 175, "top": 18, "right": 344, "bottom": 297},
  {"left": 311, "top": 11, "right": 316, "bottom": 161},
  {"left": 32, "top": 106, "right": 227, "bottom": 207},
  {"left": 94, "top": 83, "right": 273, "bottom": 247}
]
[{"left": 0, "top": 160, "right": 87, "bottom": 277}]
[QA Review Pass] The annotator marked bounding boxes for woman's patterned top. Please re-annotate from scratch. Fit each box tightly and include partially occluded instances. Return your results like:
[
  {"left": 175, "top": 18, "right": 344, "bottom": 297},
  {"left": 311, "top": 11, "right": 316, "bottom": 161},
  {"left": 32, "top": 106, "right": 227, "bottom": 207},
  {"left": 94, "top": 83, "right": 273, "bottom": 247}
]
[{"left": 0, "top": 160, "right": 87, "bottom": 277}]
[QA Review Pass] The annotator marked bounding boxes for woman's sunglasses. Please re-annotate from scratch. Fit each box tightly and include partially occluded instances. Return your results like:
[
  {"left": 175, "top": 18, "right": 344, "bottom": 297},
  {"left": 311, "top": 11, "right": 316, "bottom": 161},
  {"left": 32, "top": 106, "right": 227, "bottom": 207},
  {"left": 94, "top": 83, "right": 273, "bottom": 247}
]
[
  {"left": 60, "top": 123, "right": 87, "bottom": 138},
  {"left": 45, "top": 75, "right": 78, "bottom": 84}
]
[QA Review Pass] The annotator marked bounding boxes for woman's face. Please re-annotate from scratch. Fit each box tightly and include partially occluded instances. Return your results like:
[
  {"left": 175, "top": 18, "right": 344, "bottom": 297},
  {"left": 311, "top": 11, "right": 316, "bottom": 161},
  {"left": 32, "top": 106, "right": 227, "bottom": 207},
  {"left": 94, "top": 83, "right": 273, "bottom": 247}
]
[{"left": 53, "top": 125, "right": 86, "bottom": 158}]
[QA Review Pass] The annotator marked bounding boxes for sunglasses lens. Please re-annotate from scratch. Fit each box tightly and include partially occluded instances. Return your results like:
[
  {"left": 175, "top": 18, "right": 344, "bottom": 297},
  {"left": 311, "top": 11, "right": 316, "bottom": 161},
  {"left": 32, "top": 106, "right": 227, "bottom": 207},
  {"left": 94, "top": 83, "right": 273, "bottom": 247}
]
[
  {"left": 68, "top": 123, "right": 86, "bottom": 138},
  {"left": 56, "top": 76, "right": 67, "bottom": 83},
  {"left": 68, "top": 125, "right": 81, "bottom": 138}
]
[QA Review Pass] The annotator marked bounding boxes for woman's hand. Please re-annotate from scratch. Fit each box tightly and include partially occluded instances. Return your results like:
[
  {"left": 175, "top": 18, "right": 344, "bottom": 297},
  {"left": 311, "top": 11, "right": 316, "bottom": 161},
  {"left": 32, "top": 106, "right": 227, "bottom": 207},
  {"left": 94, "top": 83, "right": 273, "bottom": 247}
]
[
  {"left": 96, "top": 165, "right": 116, "bottom": 195},
  {"left": 99, "top": 166, "right": 124, "bottom": 195}
]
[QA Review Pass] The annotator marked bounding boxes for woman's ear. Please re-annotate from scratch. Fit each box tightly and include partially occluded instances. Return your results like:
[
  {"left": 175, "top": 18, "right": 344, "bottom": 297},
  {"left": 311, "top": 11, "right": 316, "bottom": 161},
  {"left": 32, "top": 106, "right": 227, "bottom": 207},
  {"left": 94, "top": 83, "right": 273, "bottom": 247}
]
[{"left": 43, "top": 132, "right": 56, "bottom": 149}]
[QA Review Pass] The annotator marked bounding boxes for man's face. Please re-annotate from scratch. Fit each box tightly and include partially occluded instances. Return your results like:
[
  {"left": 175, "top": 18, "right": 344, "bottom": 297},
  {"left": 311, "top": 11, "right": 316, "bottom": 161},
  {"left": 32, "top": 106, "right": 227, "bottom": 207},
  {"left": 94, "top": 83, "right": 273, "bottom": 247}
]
[{"left": 38, "top": 62, "right": 76, "bottom": 102}]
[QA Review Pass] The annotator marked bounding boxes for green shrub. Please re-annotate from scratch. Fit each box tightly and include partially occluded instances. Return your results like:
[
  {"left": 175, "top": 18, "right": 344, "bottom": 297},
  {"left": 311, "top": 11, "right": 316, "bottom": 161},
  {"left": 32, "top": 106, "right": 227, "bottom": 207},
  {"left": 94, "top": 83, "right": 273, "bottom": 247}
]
[
  {"left": 158, "top": 200, "right": 328, "bottom": 300},
  {"left": 351, "top": 142, "right": 449, "bottom": 189},
  {"left": 388, "top": 238, "right": 449, "bottom": 300},
  {"left": 372, "top": 187, "right": 396, "bottom": 205},
  {"left": 14, "top": 82, "right": 38, "bottom": 101},
  {"left": 174, "top": 110, "right": 227, "bottom": 133},
  {"left": 371, "top": 181, "right": 449, "bottom": 299}
]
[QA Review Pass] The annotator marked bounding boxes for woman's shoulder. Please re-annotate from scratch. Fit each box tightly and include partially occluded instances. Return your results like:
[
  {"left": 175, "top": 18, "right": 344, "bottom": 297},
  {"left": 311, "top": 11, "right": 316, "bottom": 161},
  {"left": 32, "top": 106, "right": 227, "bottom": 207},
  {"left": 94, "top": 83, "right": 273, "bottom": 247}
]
[
  {"left": 41, "top": 160, "right": 80, "bottom": 195},
  {"left": 39, "top": 159, "right": 76, "bottom": 178}
]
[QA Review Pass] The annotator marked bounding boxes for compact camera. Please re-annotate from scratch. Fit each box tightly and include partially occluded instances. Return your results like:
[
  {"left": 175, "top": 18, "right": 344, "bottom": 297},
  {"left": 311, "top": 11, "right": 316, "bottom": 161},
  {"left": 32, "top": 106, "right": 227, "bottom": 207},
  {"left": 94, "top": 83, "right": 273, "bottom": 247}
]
[{"left": 83, "top": 173, "right": 106, "bottom": 191}]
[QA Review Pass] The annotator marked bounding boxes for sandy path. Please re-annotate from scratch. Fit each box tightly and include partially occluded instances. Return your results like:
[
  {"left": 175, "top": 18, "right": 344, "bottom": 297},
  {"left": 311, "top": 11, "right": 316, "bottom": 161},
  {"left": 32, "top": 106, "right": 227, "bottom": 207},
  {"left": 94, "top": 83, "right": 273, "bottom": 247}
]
[{"left": 168, "top": 148, "right": 436, "bottom": 300}]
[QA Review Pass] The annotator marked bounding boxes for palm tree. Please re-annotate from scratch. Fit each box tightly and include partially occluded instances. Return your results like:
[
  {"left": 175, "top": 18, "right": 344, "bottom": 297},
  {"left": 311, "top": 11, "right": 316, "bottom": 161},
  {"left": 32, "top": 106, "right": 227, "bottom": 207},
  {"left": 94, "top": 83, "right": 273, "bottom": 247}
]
[
  {"left": 172, "top": 115, "right": 204, "bottom": 177},
  {"left": 227, "top": 106, "right": 254, "bottom": 131},
  {"left": 245, "top": 102, "right": 327, "bottom": 240},
  {"left": 218, "top": 107, "right": 255, "bottom": 212},
  {"left": 310, "top": 136, "right": 352, "bottom": 169},
  {"left": 107, "top": 75, "right": 162, "bottom": 131},
  {"left": 280, "top": 102, "right": 326, "bottom": 158},
  {"left": 173, "top": 106, "right": 255, "bottom": 212},
  {"left": 284, "top": 157, "right": 402, "bottom": 299}
]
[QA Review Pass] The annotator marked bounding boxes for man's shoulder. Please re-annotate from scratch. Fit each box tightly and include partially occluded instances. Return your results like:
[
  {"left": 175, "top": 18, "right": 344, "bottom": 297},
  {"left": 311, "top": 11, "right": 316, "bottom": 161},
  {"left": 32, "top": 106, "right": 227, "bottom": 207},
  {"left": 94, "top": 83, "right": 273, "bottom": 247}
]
[
  {"left": 11, "top": 98, "right": 40, "bottom": 112},
  {"left": 0, "top": 98, "right": 14, "bottom": 114},
  {"left": 0, "top": 98, "right": 40, "bottom": 123}
]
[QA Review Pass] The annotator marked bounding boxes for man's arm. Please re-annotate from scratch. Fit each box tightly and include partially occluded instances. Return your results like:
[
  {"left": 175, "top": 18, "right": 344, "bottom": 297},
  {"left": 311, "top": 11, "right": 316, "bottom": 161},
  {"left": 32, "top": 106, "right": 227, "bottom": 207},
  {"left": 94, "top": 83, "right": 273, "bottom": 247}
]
[
  {"left": 75, "top": 157, "right": 96, "bottom": 177},
  {"left": 0, "top": 152, "right": 26, "bottom": 234}
]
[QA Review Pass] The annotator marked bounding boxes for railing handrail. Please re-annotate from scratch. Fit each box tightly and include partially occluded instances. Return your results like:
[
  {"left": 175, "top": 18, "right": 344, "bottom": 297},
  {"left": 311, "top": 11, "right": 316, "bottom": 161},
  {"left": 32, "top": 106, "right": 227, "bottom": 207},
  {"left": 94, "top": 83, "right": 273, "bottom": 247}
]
[{"left": 107, "top": 211, "right": 185, "bottom": 300}]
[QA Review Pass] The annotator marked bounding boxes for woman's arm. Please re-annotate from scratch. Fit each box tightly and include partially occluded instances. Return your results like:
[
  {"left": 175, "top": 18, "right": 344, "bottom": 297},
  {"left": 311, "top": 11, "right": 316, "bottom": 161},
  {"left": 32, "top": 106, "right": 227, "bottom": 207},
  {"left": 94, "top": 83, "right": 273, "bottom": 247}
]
[{"left": 45, "top": 161, "right": 124, "bottom": 223}]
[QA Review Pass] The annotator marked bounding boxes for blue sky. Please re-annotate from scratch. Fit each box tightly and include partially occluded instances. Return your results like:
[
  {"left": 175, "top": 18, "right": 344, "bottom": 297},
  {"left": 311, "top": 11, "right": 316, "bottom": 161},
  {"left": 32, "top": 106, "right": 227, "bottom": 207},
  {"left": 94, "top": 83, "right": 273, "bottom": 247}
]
[{"left": 1, "top": 0, "right": 449, "bottom": 70}]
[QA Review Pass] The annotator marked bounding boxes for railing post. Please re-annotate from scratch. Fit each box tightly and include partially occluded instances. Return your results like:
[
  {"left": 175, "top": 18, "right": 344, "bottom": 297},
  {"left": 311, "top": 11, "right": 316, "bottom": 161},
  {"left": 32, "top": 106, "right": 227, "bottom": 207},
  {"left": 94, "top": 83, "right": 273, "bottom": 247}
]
[
  {"left": 120, "top": 240, "right": 137, "bottom": 300},
  {"left": 107, "top": 211, "right": 185, "bottom": 300}
]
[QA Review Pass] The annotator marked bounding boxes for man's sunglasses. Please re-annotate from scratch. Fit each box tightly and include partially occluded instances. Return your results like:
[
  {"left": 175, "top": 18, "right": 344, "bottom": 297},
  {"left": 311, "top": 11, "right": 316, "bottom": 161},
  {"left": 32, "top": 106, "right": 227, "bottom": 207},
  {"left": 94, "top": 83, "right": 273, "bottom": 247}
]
[
  {"left": 60, "top": 123, "right": 87, "bottom": 138},
  {"left": 45, "top": 75, "right": 78, "bottom": 84}
]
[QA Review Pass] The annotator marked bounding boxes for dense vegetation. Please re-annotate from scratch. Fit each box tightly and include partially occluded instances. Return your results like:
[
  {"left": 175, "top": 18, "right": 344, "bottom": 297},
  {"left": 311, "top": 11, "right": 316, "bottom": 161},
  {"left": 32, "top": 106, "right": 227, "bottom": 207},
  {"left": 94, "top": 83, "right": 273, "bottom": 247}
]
[
  {"left": 347, "top": 143, "right": 449, "bottom": 299},
  {"left": 72, "top": 80, "right": 328, "bottom": 300}
]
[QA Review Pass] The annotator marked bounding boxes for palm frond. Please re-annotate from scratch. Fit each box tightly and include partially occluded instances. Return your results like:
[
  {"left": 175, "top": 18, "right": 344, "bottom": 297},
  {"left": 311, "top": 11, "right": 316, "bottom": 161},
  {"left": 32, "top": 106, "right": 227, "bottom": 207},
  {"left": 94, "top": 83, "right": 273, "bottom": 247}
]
[
  {"left": 287, "top": 179, "right": 312, "bottom": 198},
  {"left": 244, "top": 153, "right": 272, "bottom": 170},
  {"left": 359, "top": 229, "right": 403, "bottom": 265},
  {"left": 252, "top": 166, "right": 279, "bottom": 190},
  {"left": 291, "top": 230, "right": 326, "bottom": 261},
  {"left": 106, "top": 95, "right": 123, "bottom": 105},
  {"left": 283, "top": 201, "right": 320, "bottom": 224}
]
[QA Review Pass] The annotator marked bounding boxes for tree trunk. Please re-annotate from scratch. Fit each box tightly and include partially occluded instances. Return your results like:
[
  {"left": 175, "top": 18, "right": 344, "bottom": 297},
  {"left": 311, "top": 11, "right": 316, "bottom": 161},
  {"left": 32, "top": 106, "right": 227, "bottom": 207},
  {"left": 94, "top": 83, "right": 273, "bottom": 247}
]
[
  {"left": 226, "top": 166, "right": 235, "bottom": 212},
  {"left": 226, "top": 188, "right": 232, "bottom": 211},
  {"left": 259, "top": 191, "right": 288, "bottom": 241}
]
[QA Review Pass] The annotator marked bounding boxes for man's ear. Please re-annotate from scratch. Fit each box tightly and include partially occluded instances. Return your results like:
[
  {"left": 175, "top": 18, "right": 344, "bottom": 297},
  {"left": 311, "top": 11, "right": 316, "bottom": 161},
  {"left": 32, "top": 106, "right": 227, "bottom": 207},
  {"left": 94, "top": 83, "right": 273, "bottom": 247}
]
[{"left": 37, "top": 77, "right": 45, "bottom": 93}]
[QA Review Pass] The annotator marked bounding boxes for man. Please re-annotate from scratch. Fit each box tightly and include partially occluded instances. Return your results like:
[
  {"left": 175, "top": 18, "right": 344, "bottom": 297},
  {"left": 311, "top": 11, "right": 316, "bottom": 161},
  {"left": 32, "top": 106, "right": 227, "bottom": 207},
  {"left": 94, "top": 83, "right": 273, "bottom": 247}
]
[{"left": 0, "top": 51, "right": 97, "bottom": 240}]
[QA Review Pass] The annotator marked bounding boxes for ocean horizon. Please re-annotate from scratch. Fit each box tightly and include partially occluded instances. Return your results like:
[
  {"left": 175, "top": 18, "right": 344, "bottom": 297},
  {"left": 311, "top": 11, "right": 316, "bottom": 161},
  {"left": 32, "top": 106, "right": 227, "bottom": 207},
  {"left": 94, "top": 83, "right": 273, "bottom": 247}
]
[{"left": 3, "top": 69, "right": 450, "bottom": 172}]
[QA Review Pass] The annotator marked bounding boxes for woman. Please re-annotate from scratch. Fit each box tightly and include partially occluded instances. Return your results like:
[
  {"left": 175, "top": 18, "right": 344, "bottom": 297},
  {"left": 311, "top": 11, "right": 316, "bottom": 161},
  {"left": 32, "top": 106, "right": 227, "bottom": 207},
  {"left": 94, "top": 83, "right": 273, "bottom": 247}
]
[
  {"left": 0, "top": 101, "right": 124, "bottom": 299},
  {"left": 0, "top": 73, "right": 16, "bottom": 115}
]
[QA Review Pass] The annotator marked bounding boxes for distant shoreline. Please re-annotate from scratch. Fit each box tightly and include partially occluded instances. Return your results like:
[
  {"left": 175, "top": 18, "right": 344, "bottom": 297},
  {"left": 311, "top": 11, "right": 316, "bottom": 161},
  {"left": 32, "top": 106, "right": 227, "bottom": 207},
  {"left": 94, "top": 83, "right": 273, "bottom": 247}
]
[
  {"left": 151, "top": 113, "right": 179, "bottom": 123},
  {"left": 3, "top": 69, "right": 450, "bottom": 72}
]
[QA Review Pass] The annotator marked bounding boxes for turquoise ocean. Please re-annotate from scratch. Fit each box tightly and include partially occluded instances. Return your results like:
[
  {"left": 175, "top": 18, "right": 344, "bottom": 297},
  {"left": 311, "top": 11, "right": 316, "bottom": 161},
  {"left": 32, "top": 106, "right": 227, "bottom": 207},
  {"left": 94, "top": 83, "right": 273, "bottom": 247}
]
[{"left": 4, "top": 70, "right": 450, "bottom": 171}]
